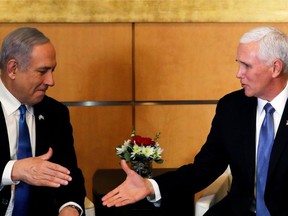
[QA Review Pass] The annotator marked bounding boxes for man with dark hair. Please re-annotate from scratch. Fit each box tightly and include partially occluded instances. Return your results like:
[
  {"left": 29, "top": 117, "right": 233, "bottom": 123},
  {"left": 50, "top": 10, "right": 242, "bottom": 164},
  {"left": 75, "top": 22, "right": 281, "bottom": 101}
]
[{"left": 0, "top": 27, "right": 86, "bottom": 216}]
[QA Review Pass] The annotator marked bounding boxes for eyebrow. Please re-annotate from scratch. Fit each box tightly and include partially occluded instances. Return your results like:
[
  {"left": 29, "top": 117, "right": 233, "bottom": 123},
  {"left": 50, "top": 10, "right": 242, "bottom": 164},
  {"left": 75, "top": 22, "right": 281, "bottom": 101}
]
[
  {"left": 37, "top": 65, "right": 56, "bottom": 71},
  {"left": 235, "top": 59, "right": 247, "bottom": 64}
]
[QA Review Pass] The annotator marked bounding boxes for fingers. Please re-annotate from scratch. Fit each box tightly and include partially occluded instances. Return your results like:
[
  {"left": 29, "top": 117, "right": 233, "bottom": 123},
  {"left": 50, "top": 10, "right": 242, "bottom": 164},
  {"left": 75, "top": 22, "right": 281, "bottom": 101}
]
[
  {"left": 31, "top": 162, "right": 72, "bottom": 187},
  {"left": 105, "top": 193, "right": 130, "bottom": 207},
  {"left": 45, "top": 161, "right": 71, "bottom": 175},
  {"left": 102, "top": 160, "right": 146, "bottom": 207},
  {"left": 12, "top": 156, "right": 72, "bottom": 187},
  {"left": 102, "top": 188, "right": 132, "bottom": 207},
  {"left": 102, "top": 187, "right": 119, "bottom": 203},
  {"left": 31, "top": 147, "right": 71, "bottom": 186}
]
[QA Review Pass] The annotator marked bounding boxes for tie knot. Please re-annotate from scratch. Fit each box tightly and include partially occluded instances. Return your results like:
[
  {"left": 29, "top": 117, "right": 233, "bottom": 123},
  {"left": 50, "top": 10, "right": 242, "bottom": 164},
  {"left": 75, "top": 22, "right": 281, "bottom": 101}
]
[
  {"left": 19, "top": 105, "right": 27, "bottom": 116},
  {"left": 264, "top": 103, "right": 275, "bottom": 114}
]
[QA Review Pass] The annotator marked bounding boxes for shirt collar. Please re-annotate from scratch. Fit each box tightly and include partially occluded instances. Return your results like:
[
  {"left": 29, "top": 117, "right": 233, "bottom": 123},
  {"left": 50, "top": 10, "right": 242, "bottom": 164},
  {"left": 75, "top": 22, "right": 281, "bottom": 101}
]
[
  {"left": 257, "top": 82, "right": 288, "bottom": 115},
  {"left": 0, "top": 79, "right": 33, "bottom": 116}
]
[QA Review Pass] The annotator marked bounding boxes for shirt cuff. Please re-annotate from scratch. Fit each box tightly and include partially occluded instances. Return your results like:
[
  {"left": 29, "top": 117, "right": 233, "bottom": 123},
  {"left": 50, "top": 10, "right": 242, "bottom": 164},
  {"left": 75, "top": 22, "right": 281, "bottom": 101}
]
[
  {"left": 59, "top": 202, "right": 83, "bottom": 216},
  {"left": 2, "top": 160, "right": 19, "bottom": 185},
  {"left": 146, "top": 178, "right": 161, "bottom": 206}
]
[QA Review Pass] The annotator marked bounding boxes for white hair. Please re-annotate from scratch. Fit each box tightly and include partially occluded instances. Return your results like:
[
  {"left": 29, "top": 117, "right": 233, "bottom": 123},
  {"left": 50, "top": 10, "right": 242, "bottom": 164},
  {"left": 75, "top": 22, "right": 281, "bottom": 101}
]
[{"left": 240, "top": 26, "right": 288, "bottom": 73}]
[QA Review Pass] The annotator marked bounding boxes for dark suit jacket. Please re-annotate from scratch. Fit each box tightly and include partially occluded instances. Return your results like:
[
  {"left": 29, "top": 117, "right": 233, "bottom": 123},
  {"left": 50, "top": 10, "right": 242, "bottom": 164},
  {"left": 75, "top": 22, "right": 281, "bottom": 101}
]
[
  {"left": 154, "top": 89, "right": 288, "bottom": 216},
  {"left": 0, "top": 95, "right": 86, "bottom": 216}
]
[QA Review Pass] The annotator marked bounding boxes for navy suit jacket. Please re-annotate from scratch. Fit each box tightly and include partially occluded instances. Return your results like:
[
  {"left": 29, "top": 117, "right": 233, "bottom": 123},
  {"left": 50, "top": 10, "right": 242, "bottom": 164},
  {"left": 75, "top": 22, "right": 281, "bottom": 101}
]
[
  {"left": 0, "top": 95, "right": 86, "bottom": 216},
  {"left": 155, "top": 89, "right": 288, "bottom": 215}
]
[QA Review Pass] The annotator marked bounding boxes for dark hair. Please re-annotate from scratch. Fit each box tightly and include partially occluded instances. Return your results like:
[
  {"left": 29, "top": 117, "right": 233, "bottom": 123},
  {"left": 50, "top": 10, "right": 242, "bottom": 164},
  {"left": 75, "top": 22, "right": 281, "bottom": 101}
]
[{"left": 0, "top": 27, "right": 50, "bottom": 71}]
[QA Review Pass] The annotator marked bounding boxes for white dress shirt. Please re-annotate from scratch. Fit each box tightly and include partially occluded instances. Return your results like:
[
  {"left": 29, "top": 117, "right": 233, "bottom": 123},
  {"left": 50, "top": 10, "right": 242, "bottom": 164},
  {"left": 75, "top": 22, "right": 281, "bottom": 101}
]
[
  {"left": 254, "top": 83, "right": 288, "bottom": 197},
  {"left": 0, "top": 79, "right": 35, "bottom": 216}
]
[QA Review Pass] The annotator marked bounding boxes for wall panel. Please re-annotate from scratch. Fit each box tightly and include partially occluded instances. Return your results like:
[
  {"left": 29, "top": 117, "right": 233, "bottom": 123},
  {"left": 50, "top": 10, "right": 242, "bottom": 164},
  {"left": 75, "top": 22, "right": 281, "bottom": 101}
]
[
  {"left": 0, "top": 23, "right": 133, "bottom": 101},
  {"left": 69, "top": 106, "right": 133, "bottom": 199},
  {"left": 135, "top": 105, "right": 216, "bottom": 167},
  {"left": 47, "top": 24, "right": 133, "bottom": 101},
  {"left": 134, "top": 23, "right": 288, "bottom": 100}
]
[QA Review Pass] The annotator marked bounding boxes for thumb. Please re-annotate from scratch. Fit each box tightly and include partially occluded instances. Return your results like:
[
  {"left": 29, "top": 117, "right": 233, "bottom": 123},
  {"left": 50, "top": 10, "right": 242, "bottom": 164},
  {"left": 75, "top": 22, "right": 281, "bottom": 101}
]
[
  {"left": 121, "top": 159, "right": 132, "bottom": 174},
  {"left": 38, "top": 147, "right": 53, "bottom": 161}
]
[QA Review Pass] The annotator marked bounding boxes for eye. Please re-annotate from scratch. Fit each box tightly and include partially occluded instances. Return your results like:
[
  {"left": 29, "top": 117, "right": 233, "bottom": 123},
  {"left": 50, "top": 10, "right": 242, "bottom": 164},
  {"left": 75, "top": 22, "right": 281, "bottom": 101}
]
[
  {"left": 37, "top": 69, "right": 48, "bottom": 74},
  {"left": 37, "top": 67, "right": 55, "bottom": 74},
  {"left": 240, "top": 62, "right": 250, "bottom": 69}
]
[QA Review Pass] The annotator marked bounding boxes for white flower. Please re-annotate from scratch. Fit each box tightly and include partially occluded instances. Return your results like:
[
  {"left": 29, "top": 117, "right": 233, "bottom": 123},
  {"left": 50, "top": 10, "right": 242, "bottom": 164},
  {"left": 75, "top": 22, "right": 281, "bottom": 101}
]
[
  {"left": 116, "top": 145, "right": 127, "bottom": 155},
  {"left": 156, "top": 146, "right": 164, "bottom": 155},
  {"left": 123, "top": 139, "right": 131, "bottom": 147},
  {"left": 132, "top": 145, "right": 142, "bottom": 154},
  {"left": 142, "top": 146, "right": 155, "bottom": 157},
  {"left": 115, "top": 131, "right": 164, "bottom": 164}
]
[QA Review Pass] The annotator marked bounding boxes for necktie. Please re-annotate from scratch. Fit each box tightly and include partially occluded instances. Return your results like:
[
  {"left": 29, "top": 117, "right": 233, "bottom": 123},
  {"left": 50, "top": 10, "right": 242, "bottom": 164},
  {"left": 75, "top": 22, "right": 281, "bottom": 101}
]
[
  {"left": 12, "top": 105, "right": 32, "bottom": 216},
  {"left": 256, "top": 103, "right": 275, "bottom": 216}
]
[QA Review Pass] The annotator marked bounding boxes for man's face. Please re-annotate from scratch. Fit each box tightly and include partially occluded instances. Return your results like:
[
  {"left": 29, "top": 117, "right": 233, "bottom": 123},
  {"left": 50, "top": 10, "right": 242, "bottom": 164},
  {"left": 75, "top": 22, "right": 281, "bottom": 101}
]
[
  {"left": 13, "top": 42, "right": 57, "bottom": 105},
  {"left": 235, "top": 42, "right": 275, "bottom": 101}
]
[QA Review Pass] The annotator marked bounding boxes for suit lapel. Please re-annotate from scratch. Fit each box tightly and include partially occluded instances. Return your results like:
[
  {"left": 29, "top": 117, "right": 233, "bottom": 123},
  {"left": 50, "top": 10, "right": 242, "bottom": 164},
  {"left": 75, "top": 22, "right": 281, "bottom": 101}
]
[
  {"left": 0, "top": 104, "right": 12, "bottom": 213},
  {"left": 0, "top": 103, "right": 11, "bottom": 162},
  {"left": 33, "top": 102, "right": 50, "bottom": 156},
  {"left": 244, "top": 97, "right": 258, "bottom": 183}
]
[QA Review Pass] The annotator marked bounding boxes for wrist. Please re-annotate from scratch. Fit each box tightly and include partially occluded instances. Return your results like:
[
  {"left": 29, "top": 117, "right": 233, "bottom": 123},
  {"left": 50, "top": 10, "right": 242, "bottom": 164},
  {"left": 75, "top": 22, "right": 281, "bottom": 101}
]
[{"left": 145, "top": 178, "right": 155, "bottom": 195}]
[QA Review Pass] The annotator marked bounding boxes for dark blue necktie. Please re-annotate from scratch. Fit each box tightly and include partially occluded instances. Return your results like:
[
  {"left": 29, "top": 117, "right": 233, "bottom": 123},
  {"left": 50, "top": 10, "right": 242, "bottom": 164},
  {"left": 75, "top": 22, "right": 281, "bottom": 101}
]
[
  {"left": 256, "top": 103, "right": 275, "bottom": 216},
  {"left": 12, "top": 105, "right": 32, "bottom": 216}
]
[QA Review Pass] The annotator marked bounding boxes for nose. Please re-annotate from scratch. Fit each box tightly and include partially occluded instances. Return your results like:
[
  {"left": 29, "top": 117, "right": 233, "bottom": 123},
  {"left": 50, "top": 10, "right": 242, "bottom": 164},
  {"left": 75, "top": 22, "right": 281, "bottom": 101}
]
[
  {"left": 236, "top": 67, "right": 243, "bottom": 79},
  {"left": 44, "top": 71, "right": 55, "bottom": 87}
]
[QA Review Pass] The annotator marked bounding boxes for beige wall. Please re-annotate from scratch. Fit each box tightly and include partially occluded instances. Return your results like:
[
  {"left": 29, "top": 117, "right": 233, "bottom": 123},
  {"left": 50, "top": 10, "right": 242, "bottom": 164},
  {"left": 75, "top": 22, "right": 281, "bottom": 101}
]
[{"left": 1, "top": 23, "right": 287, "bottom": 201}]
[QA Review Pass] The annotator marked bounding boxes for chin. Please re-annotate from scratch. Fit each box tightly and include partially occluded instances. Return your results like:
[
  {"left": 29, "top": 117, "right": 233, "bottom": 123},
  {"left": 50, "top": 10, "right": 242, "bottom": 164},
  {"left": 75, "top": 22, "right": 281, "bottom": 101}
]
[
  {"left": 244, "top": 90, "right": 254, "bottom": 97},
  {"left": 32, "top": 95, "right": 45, "bottom": 105}
]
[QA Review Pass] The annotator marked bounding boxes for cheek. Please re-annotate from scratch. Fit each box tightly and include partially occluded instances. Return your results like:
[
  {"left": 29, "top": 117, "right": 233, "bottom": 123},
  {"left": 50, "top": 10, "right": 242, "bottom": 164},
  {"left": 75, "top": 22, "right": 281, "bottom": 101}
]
[
  {"left": 250, "top": 74, "right": 270, "bottom": 92},
  {"left": 246, "top": 68, "right": 265, "bottom": 82},
  {"left": 29, "top": 75, "right": 43, "bottom": 87}
]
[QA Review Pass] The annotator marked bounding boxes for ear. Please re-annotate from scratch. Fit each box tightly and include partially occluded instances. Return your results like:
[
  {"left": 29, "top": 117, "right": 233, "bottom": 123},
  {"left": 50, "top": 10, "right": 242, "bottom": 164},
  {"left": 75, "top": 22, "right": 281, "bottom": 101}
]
[
  {"left": 272, "top": 59, "right": 283, "bottom": 78},
  {"left": 6, "top": 59, "right": 17, "bottom": 79}
]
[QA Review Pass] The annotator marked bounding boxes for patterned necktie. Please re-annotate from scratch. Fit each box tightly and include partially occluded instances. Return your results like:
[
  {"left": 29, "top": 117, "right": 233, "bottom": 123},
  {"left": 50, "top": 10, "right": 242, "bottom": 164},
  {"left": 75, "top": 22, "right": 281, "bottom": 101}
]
[
  {"left": 12, "top": 105, "right": 32, "bottom": 216},
  {"left": 256, "top": 103, "right": 275, "bottom": 216}
]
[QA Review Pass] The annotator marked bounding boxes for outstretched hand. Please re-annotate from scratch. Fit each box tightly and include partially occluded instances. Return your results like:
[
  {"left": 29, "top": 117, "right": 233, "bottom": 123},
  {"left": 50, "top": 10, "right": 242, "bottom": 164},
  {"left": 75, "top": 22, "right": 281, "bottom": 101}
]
[
  {"left": 102, "top": 159, "right": 155, "bottom": 207},
  {"left": 11, "top": 147, "right": 72, "bottom": 187}
]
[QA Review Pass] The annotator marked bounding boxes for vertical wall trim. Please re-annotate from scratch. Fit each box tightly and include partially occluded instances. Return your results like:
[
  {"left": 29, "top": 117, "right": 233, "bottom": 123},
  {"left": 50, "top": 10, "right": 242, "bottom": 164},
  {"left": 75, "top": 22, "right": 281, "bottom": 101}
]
[{"left": 132, "top": 23, "right": 136, "bottom": 129}]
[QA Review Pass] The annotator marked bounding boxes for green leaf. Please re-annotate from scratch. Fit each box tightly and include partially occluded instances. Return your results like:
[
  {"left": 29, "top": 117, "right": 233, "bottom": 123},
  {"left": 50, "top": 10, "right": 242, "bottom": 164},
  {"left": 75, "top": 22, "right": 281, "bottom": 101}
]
[{"left": 155, "top": 159, "right": 164, "bottom": 164}]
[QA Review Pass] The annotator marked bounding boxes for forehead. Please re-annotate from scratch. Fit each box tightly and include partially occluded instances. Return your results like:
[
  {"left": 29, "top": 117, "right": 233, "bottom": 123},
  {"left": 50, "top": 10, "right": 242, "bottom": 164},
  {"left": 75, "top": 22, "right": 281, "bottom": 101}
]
[
  {"left": 237, "top": 42, "right": 260, "bottom": 62},
  {"left": 29, "top": 42, "right": 57, "bottom": 66}
]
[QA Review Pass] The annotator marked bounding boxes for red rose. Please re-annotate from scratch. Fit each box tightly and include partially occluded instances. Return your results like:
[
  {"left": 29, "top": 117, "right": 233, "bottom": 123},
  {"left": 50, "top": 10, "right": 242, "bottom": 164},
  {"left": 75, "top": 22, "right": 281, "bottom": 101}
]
[{"left": 131, "top": 135, "right": 156, "bottom": 146}]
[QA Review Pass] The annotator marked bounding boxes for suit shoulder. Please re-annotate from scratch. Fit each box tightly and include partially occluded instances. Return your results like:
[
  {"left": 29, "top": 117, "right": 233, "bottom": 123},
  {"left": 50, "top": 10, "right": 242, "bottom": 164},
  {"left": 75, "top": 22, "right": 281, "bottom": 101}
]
[
  {"left": 221, "top": 89, "right": 245, "bottom": 100},
  {"left": 34, "top": 95, "right": 68, "bottom": 111},
  {"left": 220, "top": 89, "right": 252, "bottom": 102},
  {"left": 217, "top": 89, "right": 257, "bottom": 110}
]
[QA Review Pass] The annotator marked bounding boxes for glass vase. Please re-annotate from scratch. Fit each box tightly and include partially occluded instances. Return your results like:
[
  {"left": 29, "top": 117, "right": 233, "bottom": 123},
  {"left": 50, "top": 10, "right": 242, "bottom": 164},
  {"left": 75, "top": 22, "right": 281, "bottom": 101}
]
[{"left": 131, "top": 160, "right": 153, "bottom": 178}]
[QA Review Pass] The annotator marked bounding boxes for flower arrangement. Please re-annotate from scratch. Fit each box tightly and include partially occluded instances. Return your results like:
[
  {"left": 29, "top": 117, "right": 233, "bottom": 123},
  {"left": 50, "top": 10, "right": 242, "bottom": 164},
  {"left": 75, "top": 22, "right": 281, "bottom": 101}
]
[{"left": 115, "top": 129, "right": 164, "bottom": 164}]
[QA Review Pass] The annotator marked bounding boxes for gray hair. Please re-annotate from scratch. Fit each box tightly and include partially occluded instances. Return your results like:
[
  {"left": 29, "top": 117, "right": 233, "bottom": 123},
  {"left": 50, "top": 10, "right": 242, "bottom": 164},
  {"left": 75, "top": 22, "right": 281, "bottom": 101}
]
[
  {"left": 0, "top": 27, "right": 50, "bottom": 71},
  {"left": 240, "top": 26, "right": 288, "bottom": 74}
]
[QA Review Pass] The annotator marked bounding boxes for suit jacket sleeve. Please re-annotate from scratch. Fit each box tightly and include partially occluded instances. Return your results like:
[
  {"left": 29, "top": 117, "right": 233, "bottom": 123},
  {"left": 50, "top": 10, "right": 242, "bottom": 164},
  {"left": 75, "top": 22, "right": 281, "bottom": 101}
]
[
  {"left": 33, "top": 96, "right": 86, "bottom": 215},
  {"left": 154, "top": 89, "right": 257, "bottom": 212}
]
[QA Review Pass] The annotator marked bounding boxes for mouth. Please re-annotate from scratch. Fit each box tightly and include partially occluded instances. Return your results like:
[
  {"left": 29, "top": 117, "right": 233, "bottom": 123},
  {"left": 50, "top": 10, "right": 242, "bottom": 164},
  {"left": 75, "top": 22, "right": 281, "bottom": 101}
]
[
  {"left": 240, "top": 82, "right": 246, "bottom": 88},
  {"left": 35, "top": 89, "right": 47, "bottom": 96},
  {"left": 38, "top": 87, "right": 48, "bottom": 92}
]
